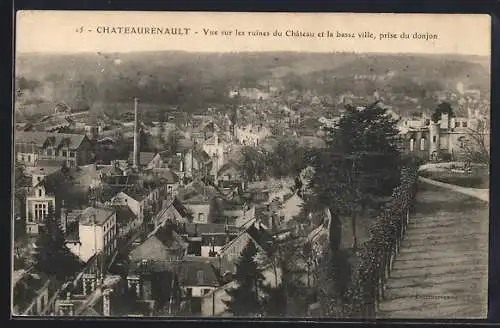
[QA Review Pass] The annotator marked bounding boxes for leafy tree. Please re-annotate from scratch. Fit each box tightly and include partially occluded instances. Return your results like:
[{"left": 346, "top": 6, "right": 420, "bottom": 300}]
[
  {"left": 311, "top": 102, "right": 401, "bottom": 250},
  {"left": 223, "top": 240, "right": 265, "bottom": 316},
  {"left": 458, "top": 118, "right": 490, "bottom": 165},
  {"left": 316, "top": 244, "right": 353, "bottom": 318},
  {"left": 258, "top": 233, "right": 312, "bottom": 317},
  {"left": 238, "top": 146, "right": 268, "bottom": 182},
  {"left": 32, "top": 204, "right": 83, "bottom": 281},
  {"left": 266, "top": 137, "right": 305, "bottom": 178},
  {"left": 431, "top": 101, "right": 454, "bottom": 123}
]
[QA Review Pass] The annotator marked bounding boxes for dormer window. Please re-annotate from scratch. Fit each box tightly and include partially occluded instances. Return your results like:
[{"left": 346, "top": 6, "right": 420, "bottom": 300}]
[{"left": 197, "top": 270, "right": 204, "bottom": 285}]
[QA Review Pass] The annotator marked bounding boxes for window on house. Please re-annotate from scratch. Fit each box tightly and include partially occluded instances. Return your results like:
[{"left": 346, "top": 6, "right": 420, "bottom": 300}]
[
  {"left": 462, "top": 121, "right": 468, "bottom": 128},
  {"left": 28, "top": 155, "right": 31, "bottom": 162},
  {"left": 432, "top": 136, "right": 437, "bottom": 143},
  {"left": 21, "top": 155, "right": 25, "bottom": 162},
  {"left": 46, "top": 148, "right": 53, "bottom": 156},
  {"left": 420, "top": 138, "right": 425, "bottom": 151},
  {"left": 455, "top": 121, "right": 460, "bottom": 128},
  {"left": 203, "top": 288, "right": 211, "bottom": 295},
  {"left": 70, "top": 151, "right": 76, "bottom": 158},
  {"left": 198, "top": 213, "right": 205, "bottom": 223},
  {"left": 38, "top": 189, "right": 42, "bottom": 197},
  {"left": 186, "top": 288, "right": 193, "bottom": 296},
  {"left": 62, "top": 150, "right": 68, "bottom": 157}
]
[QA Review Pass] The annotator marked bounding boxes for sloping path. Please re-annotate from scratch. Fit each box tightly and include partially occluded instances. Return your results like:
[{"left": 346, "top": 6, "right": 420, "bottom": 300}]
[
  {"left": 418, "top": 176, "right": 489, "bottom": 203},
  {"left": 377, "top": 182, "right": 489, "bottom": 319}
]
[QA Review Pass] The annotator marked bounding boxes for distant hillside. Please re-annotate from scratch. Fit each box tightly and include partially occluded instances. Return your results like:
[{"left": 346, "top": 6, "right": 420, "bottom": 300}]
[{"left": 15, "top": 51, "right": 490, "bottom": 117}]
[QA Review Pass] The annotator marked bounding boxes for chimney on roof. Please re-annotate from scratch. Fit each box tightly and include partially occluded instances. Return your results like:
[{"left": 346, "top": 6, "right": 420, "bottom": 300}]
[{"left": 133, "top": 97, "right": 140, "bottom": 169}]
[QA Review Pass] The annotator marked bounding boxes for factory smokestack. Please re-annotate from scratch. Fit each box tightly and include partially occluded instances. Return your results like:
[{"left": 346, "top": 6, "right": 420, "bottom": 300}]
[{"left": 133, "top": 97, "right": 140, "bottom": 168}]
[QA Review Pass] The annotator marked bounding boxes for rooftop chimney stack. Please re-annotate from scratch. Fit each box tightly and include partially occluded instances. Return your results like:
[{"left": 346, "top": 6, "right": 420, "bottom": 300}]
[{"left": 133, "top": 97, "right": 140, "bottom": 169}]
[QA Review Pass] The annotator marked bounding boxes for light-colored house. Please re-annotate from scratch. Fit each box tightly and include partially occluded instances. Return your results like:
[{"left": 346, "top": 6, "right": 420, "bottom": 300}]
[
  {"left": 25, "top": 177, "right": 57, "bottom": 235},
  {"left": 66, "top": 206, "right": 117, "bottom": 263},
  {"left": 109, "top": 184, "right": 162, "bottom": 225}
]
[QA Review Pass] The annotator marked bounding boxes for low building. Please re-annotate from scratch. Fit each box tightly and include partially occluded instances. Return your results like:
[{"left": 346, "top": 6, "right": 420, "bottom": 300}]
[
  {"left": 129, "top": 223, "right": 189, "bottom": 263},
  {"left": 182, "top": 195, "right": 212, "bottom": 225},
  {"left": 15, "top": 131, "right": 94, "bottom": 167},
  {"left": 176, "top": 261, "right": 221, "bottom": 314},
  {"left": 216, "top": 161, "right": 243, "bottom": 183},
  {"left": 152, "top": 197, "right": 191, "bottom": 229},
  {"left": 218, "top": 222, "right": 273, "bottom": 275}
]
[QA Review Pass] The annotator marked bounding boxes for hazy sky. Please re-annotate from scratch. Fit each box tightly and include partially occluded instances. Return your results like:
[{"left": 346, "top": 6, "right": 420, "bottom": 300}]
[{"left": 16, "top": 11, "right": 491, "bottom": 56}]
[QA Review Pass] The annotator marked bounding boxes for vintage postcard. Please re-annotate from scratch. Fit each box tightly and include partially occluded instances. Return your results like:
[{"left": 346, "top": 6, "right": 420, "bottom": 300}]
[{"left": 12, "top": 11, "right": 490, "bottom": 319}]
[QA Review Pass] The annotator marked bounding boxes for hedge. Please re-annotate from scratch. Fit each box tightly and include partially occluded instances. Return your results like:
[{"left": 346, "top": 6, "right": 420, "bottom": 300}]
[{"left": 350, "top": 165, "right": 419, "bottom": 318}]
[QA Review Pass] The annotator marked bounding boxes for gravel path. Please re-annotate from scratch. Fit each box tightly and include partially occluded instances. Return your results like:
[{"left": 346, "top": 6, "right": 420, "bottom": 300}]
[{"left": 377, "top": 182, "right": 489, "bottom": 319}]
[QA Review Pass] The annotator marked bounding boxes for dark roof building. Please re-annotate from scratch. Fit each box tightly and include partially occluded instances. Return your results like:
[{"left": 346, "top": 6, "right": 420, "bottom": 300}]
[{"left": 16, "top": 131, "right": 88, "bottom": 150}]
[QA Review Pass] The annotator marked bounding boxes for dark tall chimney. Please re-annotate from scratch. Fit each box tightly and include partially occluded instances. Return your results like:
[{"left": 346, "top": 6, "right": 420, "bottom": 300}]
[{"left": 133, "top": 97, "right": 140, "bottom": 168}]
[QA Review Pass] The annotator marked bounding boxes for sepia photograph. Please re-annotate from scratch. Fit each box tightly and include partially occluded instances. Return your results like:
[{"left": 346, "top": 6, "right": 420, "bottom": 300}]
[{"left": 12, "top": 11, "right": 490, "bottom": 319}]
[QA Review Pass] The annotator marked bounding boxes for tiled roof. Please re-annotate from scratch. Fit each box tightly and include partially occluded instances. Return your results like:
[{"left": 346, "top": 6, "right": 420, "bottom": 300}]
[
  {"left": 35, "top": 159, "right": 67, "bottom": 167},
  {"left": 128, "top": 152, "right": 157, "bottom": 166},
  {"left": 184, "top": 223, "right": 240, "bottom": 236},
  {"left": 150, "top": 168, "right": 179, "bottom": 184},
  {"left": 159, "top": 230, "right": 189, "bottom": 250},
  {"left": 79, "top": 206, "right": 115, "bottom": 226},
  {"left": 217, "top": 162, "right": 241, "bottom": 177},
  {"left": 25, "top": 166, "right": 61, "bottom": 177},
  {"left": 246, "top": 224, "right": 274, "bottom": 254},
  {"left": 120, "top": 181, "right": 160, "bottom": 201},
  {"left": 177, "top": 260, "right": 220, "bottom": 287},
  {"left": 15, "top": 131, "right": 87, "bottom": 149},
  {"left": 114, "top": 205, "right": 137, "bottom": 226},
  {"left": 193, "top": 149, "right": 211, "bottom": 164},
  {"left": 172, "top": 197, "right": 191, "bottom": 218}
]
